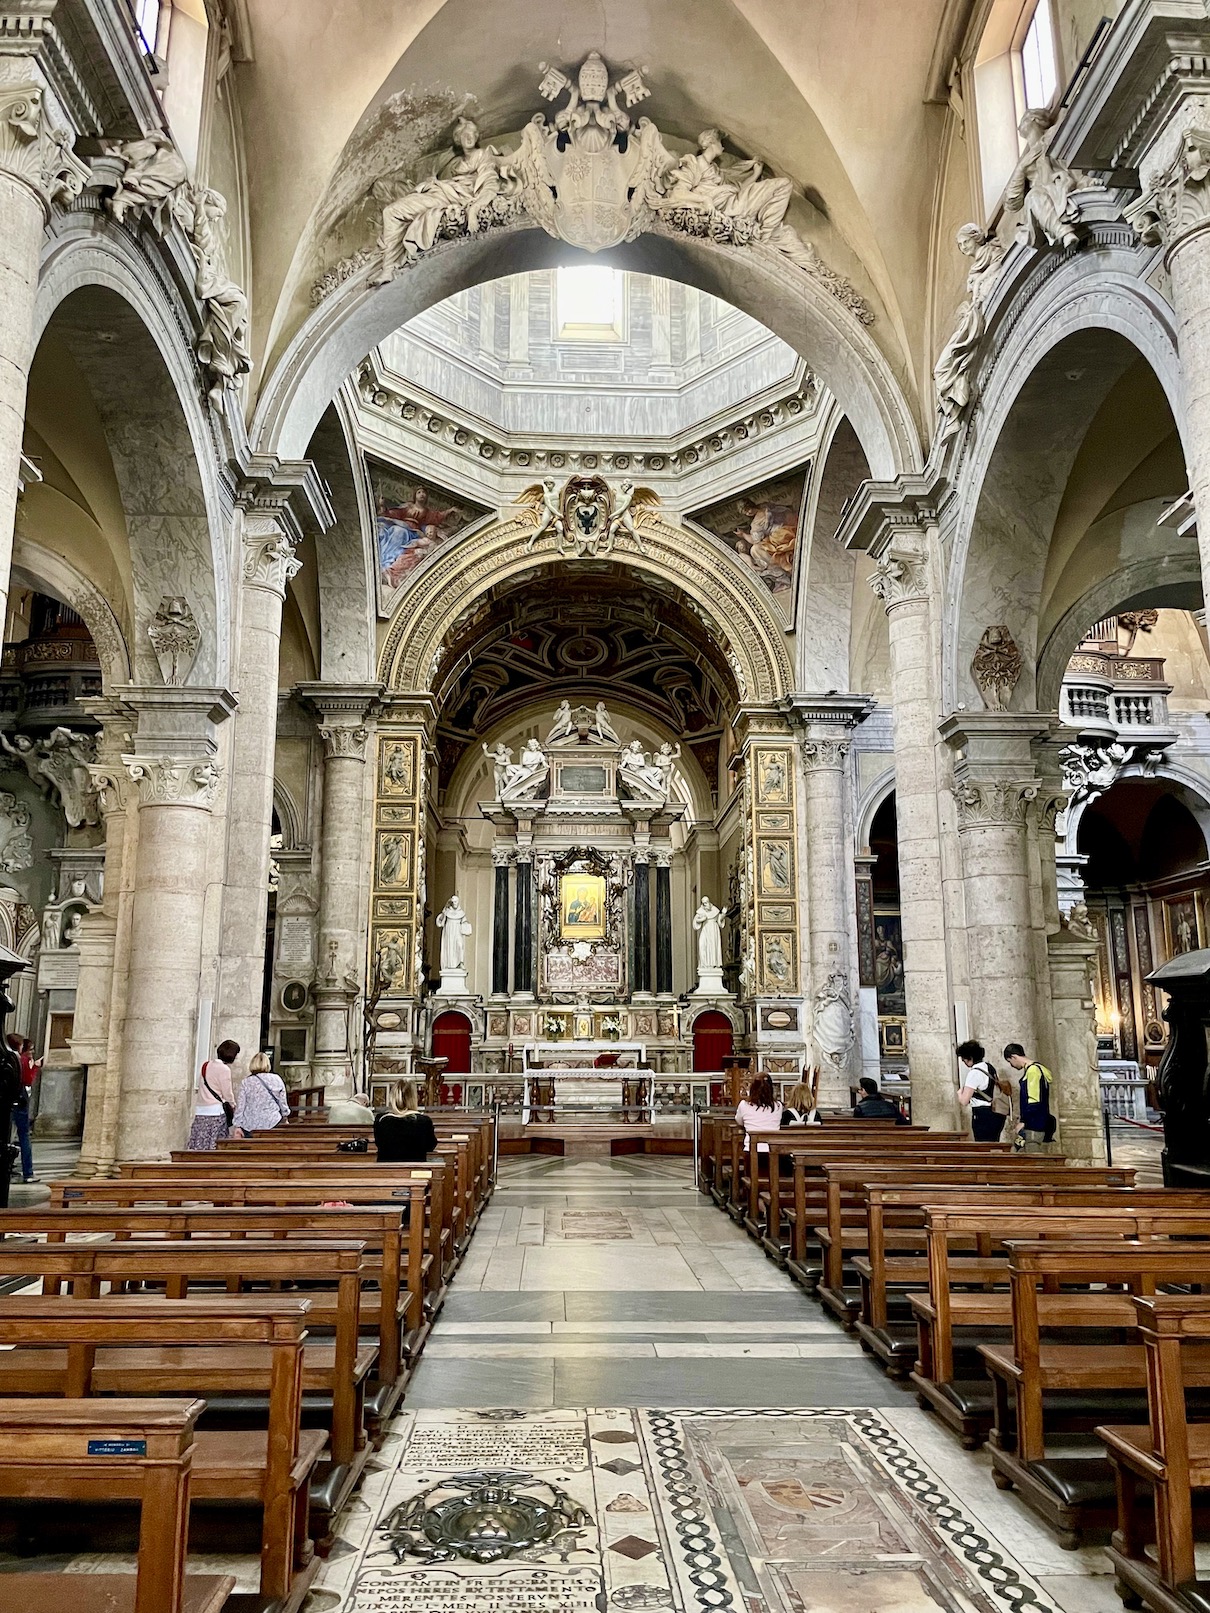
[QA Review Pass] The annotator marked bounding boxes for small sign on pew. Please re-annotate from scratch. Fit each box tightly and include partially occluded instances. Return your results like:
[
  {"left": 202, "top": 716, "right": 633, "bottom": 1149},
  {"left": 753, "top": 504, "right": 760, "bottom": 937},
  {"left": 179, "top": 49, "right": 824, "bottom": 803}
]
[{"left": 87, "top": 1438, "right": 147, "bottom": 1456}]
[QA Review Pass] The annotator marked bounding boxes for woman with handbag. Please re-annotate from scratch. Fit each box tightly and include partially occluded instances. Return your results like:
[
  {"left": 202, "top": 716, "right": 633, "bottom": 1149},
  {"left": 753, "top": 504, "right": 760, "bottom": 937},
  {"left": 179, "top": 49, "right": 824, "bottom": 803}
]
[
  {"left": 187, "top": 1039, "right": 239, "bottom": 1150},
  {"left": 231, "top": 1051, "right": 290, "bottom": 1137}
]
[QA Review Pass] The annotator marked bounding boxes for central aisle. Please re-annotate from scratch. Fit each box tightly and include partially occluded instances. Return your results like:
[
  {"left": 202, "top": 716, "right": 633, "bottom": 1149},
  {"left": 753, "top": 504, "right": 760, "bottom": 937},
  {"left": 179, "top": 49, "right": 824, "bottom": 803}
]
[{"left": 307, "top": 1157, "right": 1121, "bottom": 1613}]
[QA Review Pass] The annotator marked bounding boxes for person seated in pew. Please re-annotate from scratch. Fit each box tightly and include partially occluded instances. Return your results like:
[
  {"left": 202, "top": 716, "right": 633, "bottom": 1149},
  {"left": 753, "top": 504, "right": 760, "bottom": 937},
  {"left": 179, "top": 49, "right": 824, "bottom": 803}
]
[
  {"left": 780, "top": 1073, "right": 821, "bottom": 1126},
  {"left": 373, "top": 1080, "right": 438, "bottom": 1162},
  {"left": 852, "top": 1075, "right": 908, "bottom": 1124},
  {"left": 955, "top": 1040, "right": 1007, "bottom": 1141},
  {"left": 327, "top": 1091, "right": 372, "bottom": 1124},
  {"left": 735, "top": 1074, "right": 782, "bottom": 1153},
  {"left": 231, "top": 1051, "right": 290, "bottom": 1137},
  {"left": 187, "top": 1038, "right": 238, "bottom": 1150}
]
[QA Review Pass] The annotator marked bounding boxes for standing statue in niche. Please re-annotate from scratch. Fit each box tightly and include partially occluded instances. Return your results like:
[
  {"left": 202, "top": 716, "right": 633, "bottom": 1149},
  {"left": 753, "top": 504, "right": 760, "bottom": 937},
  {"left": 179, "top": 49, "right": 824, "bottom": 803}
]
[
  {"left": 1005, "top": 109, "right": 1080, "bottom": 251},
  {"left": 692, "top": 897, "right": 729, "bottom": 996},
  {"left": 436, "top": 895, "right": 473, "bottom": 993}
]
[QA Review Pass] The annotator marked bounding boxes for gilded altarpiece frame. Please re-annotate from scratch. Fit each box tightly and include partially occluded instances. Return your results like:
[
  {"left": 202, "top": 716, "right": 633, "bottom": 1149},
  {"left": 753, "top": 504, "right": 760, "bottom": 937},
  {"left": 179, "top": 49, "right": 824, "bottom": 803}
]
[
  {"left": 370, "top": 731, "right": 424, "bottom": 998},
  {"left": 749, "top": 739, "right": 800, "bottom": 995}
]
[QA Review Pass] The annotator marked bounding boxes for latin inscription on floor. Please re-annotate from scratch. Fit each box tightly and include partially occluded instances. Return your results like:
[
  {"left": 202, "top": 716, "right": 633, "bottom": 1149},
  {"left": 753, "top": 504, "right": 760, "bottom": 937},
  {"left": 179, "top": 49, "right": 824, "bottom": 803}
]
[
  {"left": 349, "top": 1566, "right": 602, "bottom": 1610},
  {"left": 400, "top": 1422, "right": 589, "bottom": 1470}
]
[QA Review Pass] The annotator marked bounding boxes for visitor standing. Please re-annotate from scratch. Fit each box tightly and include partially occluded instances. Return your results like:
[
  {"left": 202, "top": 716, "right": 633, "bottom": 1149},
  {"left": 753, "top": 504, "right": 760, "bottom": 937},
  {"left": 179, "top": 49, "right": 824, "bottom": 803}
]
[
  {"left": 231, "top": 1051, "right": 290, "bottom": 1136},
  {"left": 6, "top": 1034, "right": 36, "bottom": 1182},
  {"left": 956, "top": 1040, "right": 1006, "bottom": 1141},
  {"left": 187, "top": 1039, "right": 238, "bottom": 1151},
  {"left": 1004, "top": 1042, "right": 1056, "bottom": 1149},
  {"left": 374, "top": 1080, "right": 438, "bottom": 1162}
]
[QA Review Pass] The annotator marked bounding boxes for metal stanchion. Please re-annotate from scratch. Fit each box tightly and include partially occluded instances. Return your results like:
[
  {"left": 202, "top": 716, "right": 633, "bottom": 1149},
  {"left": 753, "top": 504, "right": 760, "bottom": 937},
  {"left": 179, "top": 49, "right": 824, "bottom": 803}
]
[
  {"left": 692, "top": 1104, "right": 701, "bottom": 1192},
  {"left": 1103, "top": 1105, "right": 1113, "bottom": 1166}
]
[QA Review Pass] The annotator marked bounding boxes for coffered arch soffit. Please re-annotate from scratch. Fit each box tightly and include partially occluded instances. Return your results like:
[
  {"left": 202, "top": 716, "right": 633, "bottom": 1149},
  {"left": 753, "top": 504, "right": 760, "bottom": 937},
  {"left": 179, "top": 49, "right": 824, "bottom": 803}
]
[{"left": 942, "top": 259, "right": 1184, "bottom": 715}]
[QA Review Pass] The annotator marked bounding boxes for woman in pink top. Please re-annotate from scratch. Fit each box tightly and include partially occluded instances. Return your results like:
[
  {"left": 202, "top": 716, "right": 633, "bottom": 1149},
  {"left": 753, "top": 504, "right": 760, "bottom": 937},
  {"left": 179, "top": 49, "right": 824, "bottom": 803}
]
[
  {"left": 735, "top": 1073, "right": 783, "bottom": 1153},
  {"left": 187, "top": 1038, "right": 238, "bottom": 1150}
]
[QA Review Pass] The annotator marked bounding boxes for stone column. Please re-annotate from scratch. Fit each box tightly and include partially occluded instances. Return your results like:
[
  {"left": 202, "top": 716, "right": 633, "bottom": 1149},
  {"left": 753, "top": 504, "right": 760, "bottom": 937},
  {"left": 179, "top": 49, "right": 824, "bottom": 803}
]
[
  {"left": 73, "top": 700, "right": 136, "bottom": 1177},
  {"left": 868, "top": 530, "right": 956, "bottom": 1126},
  {"left": 514, "top": 854, "right": 534, "bottom": 996},
  {"left": 1047, "top": 921, "right": 1108, "bottom": 1164},
  {"left": 298, "top": 684, "right": 382, "bottom": 1099},
  {"left": 632, "top": 854, "right": 651, "bottom": 995},
  {"left": 791, "top": 696, "right": 873, "bottom": 1106},
  {"left": 853, "top": 853, "right": 881, "bottom": 1084},
  {"left": 654, "top": 851, "right": 673, "bottom": 996},
  {"left": 113, "top": 688, "right": 235, "bottom": 1161},
  {"left": 941, "top": 713, "right": 1054, "bottom": 1072},
  {"left": 0, "top": 7, "right": 89, "bottom": 629},
  {"left": 491, "top": 848, "right": 511, "bottom": 996},
  {"left": 216, "top": 508, "right": 301, "bottom": 1068}
]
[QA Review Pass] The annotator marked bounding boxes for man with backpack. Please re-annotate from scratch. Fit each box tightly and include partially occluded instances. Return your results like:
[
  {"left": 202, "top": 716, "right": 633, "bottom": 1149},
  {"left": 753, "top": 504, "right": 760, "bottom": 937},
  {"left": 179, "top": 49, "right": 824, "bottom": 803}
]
[{"left": 1003, "top": 1043, "right": 1056, "bottom": 1149}]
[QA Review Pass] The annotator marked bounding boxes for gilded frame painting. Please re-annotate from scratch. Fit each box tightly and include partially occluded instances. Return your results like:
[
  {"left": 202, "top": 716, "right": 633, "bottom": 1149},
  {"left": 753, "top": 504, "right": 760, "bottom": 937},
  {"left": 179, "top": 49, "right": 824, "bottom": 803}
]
[{"left": 560, "top": 872, "right": 606, "bottom": 941}]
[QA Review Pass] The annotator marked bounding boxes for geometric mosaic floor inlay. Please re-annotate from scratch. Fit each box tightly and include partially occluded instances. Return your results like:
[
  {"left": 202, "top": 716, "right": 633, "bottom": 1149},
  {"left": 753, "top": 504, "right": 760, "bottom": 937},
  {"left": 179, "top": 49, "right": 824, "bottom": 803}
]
[{"left": 313, "top": 1407, "right": 1065, "bottom": 1613}]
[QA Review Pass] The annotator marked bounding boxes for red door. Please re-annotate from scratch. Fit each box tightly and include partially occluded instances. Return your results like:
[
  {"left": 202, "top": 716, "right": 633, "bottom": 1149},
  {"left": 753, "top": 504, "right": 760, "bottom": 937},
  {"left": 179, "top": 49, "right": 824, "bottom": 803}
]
[
  {"left": 692, "top": 1010, "right": 733, "bottom": 1073},
  {"left": 431, "top": 1010, "right": 472, "bottom": 1076}
]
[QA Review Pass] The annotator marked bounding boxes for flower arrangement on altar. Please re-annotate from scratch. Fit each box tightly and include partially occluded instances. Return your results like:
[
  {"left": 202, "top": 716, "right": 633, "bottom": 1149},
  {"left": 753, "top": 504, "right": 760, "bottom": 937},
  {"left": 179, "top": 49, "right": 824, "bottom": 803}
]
[
  {"left": 544, "top": 1014, "right": 567, "bottom": 1039},
  {"left": 600, "top": 1015, "right": 622, "bottom": 1039}
]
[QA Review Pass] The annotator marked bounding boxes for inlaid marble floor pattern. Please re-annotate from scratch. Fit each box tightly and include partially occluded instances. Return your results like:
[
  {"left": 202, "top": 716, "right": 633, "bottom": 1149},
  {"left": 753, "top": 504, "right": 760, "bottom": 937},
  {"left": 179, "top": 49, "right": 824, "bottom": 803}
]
[{"left": 3, "top": 1152, "right": 1137, "bottom": 1613}]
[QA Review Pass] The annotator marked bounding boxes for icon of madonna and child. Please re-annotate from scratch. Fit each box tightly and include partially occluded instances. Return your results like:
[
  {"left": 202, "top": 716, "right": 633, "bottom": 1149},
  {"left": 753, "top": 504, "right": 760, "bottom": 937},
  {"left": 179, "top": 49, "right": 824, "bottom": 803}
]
[{"left": 372, "top": 464, "right": 486, "bottom": 600}]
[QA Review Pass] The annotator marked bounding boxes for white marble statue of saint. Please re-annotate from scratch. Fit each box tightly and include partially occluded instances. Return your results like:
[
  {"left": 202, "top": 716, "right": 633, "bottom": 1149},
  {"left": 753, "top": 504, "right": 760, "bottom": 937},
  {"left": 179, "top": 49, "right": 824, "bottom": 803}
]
[
  {"left": 693, "top": 897, "right": 724, "bottom": 973},
  {"left": 436, "top": 895, "right": 472, "bottom": 974}
]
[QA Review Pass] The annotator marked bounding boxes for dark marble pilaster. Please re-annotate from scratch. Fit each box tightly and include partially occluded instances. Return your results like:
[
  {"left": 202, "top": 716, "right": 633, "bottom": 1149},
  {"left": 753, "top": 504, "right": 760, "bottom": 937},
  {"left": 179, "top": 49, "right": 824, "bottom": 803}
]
[
  {"left": 492, "top": 856, "right": 510, "bottom": 995},
  {"left": 633, "top": 856, "right": 651, "bottom": 994},
  {"left": 655, "top": 854, "right": 672, "bottom": 995},
  {"left": 514, "top": 856, "right": 534, "bottom": 994}
]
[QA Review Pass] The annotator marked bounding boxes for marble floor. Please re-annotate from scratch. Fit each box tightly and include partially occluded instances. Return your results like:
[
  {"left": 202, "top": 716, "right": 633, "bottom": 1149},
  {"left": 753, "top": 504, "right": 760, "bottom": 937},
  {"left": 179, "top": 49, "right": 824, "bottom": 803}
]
[{"left": 0, "top": 1149, "right": 1157, "bottom": 1612}]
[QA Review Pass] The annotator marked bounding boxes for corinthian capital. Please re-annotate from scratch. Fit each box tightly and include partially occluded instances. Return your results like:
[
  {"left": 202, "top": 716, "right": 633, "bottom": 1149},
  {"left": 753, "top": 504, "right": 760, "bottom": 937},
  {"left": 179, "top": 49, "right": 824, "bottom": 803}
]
[
  {"left": 1129, "top": 125, "right": 1210, "bottom": 254},
  {"left": 953, "top": 778, "right": 1039, "bottom": 830},
  {"left": 318, "top": 722, "right": 369, "bottom": 761},
  {"left": 122, "top": 753, "right": 223, "bottom": 810},
  {"left": 0, "top": 81, "right": 88, "bottom": 215},
  {"left": 243, "top": 520, "right": 301, "bottom": 596},
  {"left": 869, "top": 536, "right": 930, "bottom": 612},
  {"left": 800, "top": 738, "right": 851, "bottom": 771}
]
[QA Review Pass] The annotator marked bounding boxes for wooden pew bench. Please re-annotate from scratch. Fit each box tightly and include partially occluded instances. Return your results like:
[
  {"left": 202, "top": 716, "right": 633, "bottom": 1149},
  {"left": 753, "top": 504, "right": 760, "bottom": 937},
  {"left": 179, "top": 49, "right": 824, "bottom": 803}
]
[
  {"left": 0, "top": 1397, "right": 233, "bottom": 1613},
  {"left": 982, "top": 1240, "right": 1210, "bottom": 1547},
  {"left": 0, "top": 1201, "right": 422, "bottom": 1421},
  {"left": 812, "top": 1158, "right": 1128, "bottom": 1322},
  {"left": 903, "top": 1197, "right": 1210, "bottom": 1445},
  {"left": 1099, "top": 1295, "right": 1210, "bottom": 1613},
  {"left": 0, "top": 1294, "right": 319, "bottom": 1610},
  {"left": 0, "top": 1238, "right": 374, "bottom": 1534}
]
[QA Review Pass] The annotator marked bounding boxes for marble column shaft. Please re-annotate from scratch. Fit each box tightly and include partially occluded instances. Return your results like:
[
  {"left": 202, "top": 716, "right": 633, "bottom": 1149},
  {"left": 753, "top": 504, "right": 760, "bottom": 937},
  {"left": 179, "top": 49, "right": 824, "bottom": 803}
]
[
  {"left": 514, "top": 858, "right": 534, "bottom": 994},
  {"left": 492, "top": 857, "right": 510, "bottom": 994},
  {"left": 303, "top": 686, "right": 380, "bottom": 1099},
  {"left": 654, "top": 858, "right": 673, "bottom": 995},
  {"left": 217, "top": 514, "right": 300, "bottom": 1066},
  {"left": 114, "top": 689, "right": 233, "bottom": 1160},
  {"left": 0, "top": 166, "right": 41, "bottom": 633},
  {"left": 1046, "top": 926, "right": 1108, "bottom": 1164},
  {"left": 633, "top": 857, "right": 651, "bottom": 993},
  {"left": 872, "top": 543, "right": 956, "bottom": 1127}
]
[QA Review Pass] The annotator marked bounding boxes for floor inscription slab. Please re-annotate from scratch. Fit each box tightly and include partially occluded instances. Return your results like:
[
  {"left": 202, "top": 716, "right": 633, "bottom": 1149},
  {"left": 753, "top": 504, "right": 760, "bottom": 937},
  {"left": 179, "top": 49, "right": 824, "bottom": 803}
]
[
  {"left": 400, "top": 1422, "right": 589, "bottom": 1470},
  {"left": 348, "top": 1564, "right": 601, "bottom": 1610}
]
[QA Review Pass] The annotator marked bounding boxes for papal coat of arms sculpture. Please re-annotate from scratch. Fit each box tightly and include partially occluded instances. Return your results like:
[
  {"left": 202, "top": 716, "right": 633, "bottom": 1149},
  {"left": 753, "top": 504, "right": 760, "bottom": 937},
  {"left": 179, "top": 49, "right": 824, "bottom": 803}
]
[{"left": 321, "top": 51, "right": 871, "bottom": 325}]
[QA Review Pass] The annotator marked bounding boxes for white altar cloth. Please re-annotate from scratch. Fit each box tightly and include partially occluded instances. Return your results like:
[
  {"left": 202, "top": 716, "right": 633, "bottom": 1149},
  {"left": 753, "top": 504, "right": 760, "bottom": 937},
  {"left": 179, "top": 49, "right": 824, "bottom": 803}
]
[{"left": 522, "top": 1066, "right": 655, "bottom": 1124}]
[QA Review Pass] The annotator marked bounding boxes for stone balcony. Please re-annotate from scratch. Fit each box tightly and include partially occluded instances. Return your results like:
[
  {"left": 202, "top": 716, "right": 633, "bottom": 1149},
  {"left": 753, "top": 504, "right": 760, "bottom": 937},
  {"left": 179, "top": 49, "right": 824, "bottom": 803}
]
[{"left": 1060, "top": 650, "right": 1178, "bottom": 748}]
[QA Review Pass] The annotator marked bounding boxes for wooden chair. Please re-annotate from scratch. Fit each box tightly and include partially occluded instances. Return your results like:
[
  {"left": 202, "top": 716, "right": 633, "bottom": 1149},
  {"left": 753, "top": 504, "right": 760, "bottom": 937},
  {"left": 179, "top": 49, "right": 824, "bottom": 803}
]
[{"left": 0, "top": 1397, "right": 233, "bottom": 1613}]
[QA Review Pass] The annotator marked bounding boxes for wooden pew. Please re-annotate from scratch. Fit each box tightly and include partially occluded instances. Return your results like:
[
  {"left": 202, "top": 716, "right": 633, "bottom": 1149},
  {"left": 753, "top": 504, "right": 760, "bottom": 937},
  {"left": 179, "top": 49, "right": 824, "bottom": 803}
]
[
  {"left": 0, "top": 1201, "right": 422, "bottom": 1414},
  {"left": 981, "top": 1240, "right": 1210, "bottom": 1546},
  {"left": 1099, "top": 1295, "right": 1210, "bottom": 1613},
  {"left": 0, "top": 1238, "right": 374, "bottom": 1525},
  {"left": 814, "top": 1160, "right": 1134, "bottom": 1324},
  {"left": 903, "top": 1196, "right": 1210, "bottom": 1444},
  {"left": 51, "top": 1173, "right": 445, "bottom": 1331},
  {"left": 0, "top": 1397, "right": 234, "bottom": 1613},
  {"left": 0, "top": 1294, "right": 319, "bottom": 1609}
]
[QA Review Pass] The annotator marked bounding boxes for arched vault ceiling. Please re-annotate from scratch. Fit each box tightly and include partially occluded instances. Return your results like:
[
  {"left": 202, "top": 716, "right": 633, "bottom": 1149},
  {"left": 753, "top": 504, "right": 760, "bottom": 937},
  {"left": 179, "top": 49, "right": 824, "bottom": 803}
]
[
  {"left": 240, "top": 0, "right": 948, "bottom": 387},
  {"left": 431, "top": 567, "right": 735, "bottom": 796}
]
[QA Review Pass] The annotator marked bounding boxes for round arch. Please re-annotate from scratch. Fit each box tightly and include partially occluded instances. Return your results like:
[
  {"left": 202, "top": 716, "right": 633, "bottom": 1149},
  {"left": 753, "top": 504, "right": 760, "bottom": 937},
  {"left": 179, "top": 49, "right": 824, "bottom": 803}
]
[
  {"left": 855, "top": 770, "right": 896, "bottom": 854},
  {"left": 1062, "top": 759, "right": 1210, "bottom": 883},
  {"left": 10, "top": 541, "right": 132, "bottom": 688},
  {"left": 377, "top": 511, "right": 795, "bottom": 705},
  {"left": 32, "top": 224, "right": 232, "bottom": 687},
  {"left": 252, "top": 222, "right": 922, "bottom": 481},
  {"left": 944, "top": 259, "right": 1184, "bottom": 713}
]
